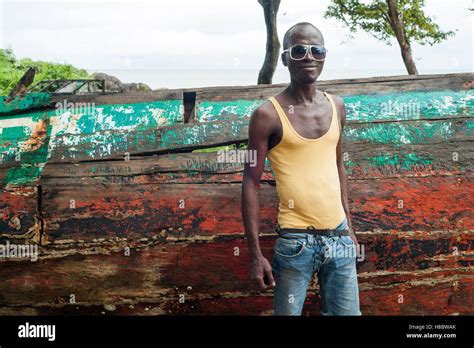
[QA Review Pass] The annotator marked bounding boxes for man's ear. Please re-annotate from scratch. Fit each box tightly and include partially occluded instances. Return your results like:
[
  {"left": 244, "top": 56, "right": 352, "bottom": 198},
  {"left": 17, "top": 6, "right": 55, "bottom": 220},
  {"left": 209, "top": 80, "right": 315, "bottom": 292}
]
[{"left": 281, "top": 52, "right": 288, "bottom": 67}]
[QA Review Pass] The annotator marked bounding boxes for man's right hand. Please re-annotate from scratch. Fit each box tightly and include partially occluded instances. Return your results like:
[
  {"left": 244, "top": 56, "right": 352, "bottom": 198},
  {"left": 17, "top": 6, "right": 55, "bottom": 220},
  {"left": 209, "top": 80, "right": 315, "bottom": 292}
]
[{"left": 249, "top": 254, "right": 276, "bottom": 290}]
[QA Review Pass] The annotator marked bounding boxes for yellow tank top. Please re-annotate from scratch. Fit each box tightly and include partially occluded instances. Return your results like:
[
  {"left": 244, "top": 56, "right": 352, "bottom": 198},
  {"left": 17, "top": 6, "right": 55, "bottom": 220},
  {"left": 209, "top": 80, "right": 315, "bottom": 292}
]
[{"left": 266, "top": 91, "right": 346, "bottom": 229}]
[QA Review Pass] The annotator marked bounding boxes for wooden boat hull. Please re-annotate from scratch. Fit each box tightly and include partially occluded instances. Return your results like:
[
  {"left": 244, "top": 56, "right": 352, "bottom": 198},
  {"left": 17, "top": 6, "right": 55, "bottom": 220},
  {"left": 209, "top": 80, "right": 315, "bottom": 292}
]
[{"left": 0, "top": 73, "right": 472, "bottom": 315}]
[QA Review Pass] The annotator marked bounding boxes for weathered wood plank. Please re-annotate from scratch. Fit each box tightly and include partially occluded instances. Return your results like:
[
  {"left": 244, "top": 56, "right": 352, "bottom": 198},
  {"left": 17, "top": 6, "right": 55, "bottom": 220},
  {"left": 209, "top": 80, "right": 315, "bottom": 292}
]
[
  {"left": 50, "top": 90, "right": 183, "bottom": 106},
  {"left": 194, "top": 72, "right": 473, "bottom": 101},
  {"left": 27, "top": 116, "right": 474, "bottom": 167},
  {"left": 0, "top": 99, "right": 183, "bottom": 140},
  {"left": 40, "top": 181, "right": 271, "bottom": 242},
  {"left": 0, "top": 272, "right": 470, "bottom": 316},
  {"left": 45, "top": 117, "right": 250, "bottom": 164},
  {"left": 196, "top": 90, "right": 473, "bottom": 122},
  {"left": 0, "top": 232, "right": 471, "bottom": 314},
  {"left": 39, "top": 175, "right": 473, "bottom": 242},
  {"left": 39, "top": 139, "right": 473, "bottom": 182},
  {"left": 0, "top": 272, "right": 471, "bottom": 316}
]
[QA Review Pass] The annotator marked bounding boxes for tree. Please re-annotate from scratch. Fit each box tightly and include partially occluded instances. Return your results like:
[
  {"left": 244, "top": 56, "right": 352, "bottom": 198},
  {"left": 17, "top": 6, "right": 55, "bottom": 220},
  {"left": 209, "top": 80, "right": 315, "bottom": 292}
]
[
  {"left": 0, "top": 48, "right": 90, "bottom": 96},
  {"left": 324, "top": 0, "right": 456, "bottom": 75},
  {"left": 258, "top": 0, "right": 281, "bottom": 84}
]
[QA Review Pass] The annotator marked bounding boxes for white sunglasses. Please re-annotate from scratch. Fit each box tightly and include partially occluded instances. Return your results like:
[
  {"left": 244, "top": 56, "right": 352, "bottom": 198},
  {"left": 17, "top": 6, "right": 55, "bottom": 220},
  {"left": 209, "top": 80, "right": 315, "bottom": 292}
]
[{"left": 283, "top": 44, "right": 327, "bottom": 61}]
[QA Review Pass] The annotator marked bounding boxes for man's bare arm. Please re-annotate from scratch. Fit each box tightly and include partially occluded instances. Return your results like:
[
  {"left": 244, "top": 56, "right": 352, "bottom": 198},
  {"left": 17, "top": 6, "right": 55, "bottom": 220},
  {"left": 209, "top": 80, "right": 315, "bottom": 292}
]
[
  {"left": 334, "top": 95, "right": 358, "bottom": 246},
  {"left": 241, "top": 105, "right": 276, "bottom": 289}
]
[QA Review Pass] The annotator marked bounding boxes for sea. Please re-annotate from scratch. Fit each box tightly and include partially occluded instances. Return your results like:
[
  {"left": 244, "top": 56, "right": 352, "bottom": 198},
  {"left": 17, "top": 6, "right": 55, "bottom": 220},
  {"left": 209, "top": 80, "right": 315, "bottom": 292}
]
[{"left": 88, "top": 67, "right": 469, "bottom": 90}]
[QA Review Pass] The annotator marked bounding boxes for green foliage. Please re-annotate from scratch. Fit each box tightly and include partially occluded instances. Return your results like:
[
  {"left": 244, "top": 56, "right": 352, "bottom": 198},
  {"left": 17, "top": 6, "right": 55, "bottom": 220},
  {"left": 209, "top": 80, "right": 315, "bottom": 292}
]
[
  {"left": 0, "top": 48, "right": 90, "bottom": 95},
  {"left": 324, "top": 0, "right": 455, "bottom": 45}
]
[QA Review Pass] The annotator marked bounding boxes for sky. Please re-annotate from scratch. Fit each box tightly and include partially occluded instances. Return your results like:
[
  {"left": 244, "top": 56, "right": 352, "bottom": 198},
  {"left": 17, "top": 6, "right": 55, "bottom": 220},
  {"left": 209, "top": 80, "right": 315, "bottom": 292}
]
[{"left": 0, "top": 0, "right": 472, "bottom": 88}]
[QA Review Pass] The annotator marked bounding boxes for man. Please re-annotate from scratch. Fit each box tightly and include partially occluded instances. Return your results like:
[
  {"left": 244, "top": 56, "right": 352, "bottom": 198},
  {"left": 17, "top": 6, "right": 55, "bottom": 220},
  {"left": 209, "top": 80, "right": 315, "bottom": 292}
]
[{"left": 241, "top": 22, "right": 361, "bottom": 316}]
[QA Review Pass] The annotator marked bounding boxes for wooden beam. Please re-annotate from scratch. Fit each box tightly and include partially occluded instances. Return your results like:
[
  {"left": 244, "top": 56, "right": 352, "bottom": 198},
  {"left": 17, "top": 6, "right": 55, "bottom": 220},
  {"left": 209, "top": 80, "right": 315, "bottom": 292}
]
[{"left": 38, "top": 175, "right": 473, "bottom": 242}]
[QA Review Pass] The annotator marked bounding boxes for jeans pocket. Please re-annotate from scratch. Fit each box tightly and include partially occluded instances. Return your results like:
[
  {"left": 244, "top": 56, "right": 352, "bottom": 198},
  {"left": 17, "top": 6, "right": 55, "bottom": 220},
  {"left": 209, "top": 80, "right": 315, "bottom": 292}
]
[{"left": 274, "top": 237, "right": 306, "bottom": 258}]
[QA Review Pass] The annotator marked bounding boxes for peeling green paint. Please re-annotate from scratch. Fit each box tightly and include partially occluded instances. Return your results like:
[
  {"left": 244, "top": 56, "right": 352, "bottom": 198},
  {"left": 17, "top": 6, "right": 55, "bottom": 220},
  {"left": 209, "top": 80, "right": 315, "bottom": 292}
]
[
  {"left": 1, "top": 89, "right": 472, "bottom": 186},
  {"left": 3, "top": 123, "right": 52, "bottom": 186},
  {"left": 0, "top": 93, "right": 51, "bottom": 115},
  {"left": 343, "top": 90, "right": 473, "bottom": 121},
  {"left": 197, "top": 90, "right": 473, "bottom": 121},
  {"left": 368, "top": 153, "right": 433, "bottom": 169},
  {"left": 0, "top": 99, "right": 182, "bottom": 185},
  {"left": 1, "top": 99, "right": 182, "bottom": 136},
  {"left": 197, "top": 100, "right": 261, "bottom": 122},
  {"left": 344, "top": 119, "right": 471, "bottom": 145}
]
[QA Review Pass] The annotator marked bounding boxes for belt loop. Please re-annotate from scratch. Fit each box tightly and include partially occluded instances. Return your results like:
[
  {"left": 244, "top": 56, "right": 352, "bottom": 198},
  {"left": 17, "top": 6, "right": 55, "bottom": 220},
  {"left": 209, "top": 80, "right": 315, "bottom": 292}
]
[{"left": 275, "top": 223, "right": 281, "bottom": 235}]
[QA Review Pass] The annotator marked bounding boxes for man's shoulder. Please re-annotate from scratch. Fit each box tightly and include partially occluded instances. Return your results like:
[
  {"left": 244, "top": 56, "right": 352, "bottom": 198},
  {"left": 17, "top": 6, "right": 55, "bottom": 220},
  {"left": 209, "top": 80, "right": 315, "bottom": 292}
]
[
  {"left": 248, "top": 96, "right": 283, "bottom": 137},
  {"left": 251, "top": 96, "right": 280, "bottom": 122}
]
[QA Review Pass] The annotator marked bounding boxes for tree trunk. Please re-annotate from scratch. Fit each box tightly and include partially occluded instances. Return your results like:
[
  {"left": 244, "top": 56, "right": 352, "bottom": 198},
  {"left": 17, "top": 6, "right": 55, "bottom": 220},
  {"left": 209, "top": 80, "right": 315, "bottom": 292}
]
[
  {"left": 386, "top": 0, "right": 418, "bottom": 75},
  {"left": 258, "top": 0, "right": 281, "bottom": 84}
]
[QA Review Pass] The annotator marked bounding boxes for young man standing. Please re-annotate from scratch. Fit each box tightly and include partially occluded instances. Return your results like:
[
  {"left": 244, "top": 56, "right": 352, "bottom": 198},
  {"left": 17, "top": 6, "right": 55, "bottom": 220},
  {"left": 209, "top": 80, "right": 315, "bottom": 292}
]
[{"left": 241, "top": 22, "right": 361, "bottom": 315}]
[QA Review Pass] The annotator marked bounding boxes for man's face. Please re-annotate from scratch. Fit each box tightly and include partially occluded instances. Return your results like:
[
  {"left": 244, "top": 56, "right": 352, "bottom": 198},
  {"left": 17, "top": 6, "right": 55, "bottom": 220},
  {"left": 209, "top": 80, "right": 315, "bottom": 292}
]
[{"left": 282, "top": 27, "right": 325, "bottom": 84}]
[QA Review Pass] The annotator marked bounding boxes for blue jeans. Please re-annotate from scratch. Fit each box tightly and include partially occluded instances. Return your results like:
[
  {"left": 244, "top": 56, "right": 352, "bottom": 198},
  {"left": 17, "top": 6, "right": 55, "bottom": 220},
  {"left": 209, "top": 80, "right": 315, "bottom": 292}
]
[{"left": 272, "top": 217, "right": 361, "bottom": 315}]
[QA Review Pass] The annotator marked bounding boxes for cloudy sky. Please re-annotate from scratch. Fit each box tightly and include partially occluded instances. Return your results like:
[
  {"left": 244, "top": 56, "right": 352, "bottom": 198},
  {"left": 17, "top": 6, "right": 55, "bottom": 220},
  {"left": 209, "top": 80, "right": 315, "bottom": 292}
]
[{"left": 0, "top": 0, "right": 472, "bottom": 88}]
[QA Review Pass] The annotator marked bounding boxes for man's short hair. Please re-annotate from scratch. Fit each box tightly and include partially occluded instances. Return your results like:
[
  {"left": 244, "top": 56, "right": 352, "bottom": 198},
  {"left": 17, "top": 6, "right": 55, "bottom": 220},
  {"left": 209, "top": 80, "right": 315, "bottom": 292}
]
[{"left": 282, "top": 22, "right": 322, "bottom": 50}]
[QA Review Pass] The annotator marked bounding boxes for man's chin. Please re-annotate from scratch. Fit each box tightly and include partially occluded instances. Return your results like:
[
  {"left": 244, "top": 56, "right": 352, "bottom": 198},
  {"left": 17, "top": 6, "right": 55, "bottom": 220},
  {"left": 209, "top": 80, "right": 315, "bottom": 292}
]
[{"left": 299, "top": 73, "right": 319, "bottom": 84}]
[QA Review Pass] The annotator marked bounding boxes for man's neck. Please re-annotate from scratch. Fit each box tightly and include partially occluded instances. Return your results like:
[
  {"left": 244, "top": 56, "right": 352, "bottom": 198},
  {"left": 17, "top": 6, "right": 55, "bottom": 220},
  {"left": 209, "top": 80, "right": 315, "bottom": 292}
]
[{"left": 286, "top": 79, "right": 320, "bottom": 105}]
